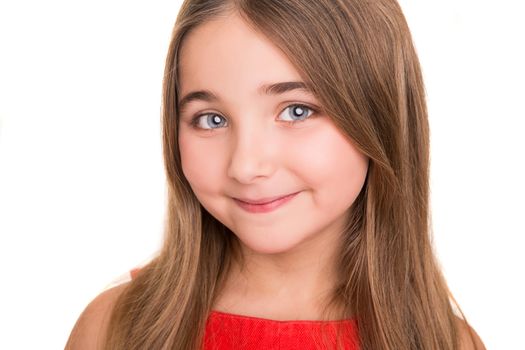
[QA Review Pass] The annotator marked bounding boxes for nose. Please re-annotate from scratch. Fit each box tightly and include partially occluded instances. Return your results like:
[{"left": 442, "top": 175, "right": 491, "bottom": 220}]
[{"left": 226, "top": 122, "right": 275, "bottom": 184}]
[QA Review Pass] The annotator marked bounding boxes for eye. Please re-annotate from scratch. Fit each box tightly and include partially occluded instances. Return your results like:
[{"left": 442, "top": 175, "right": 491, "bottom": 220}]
[
  {"left": 277, "top": 104, "right": 316, "bottom": 124},
  {"left": 189, "top": 113, "right": 228, "bottom": 131},
  {"left": 188, "top": 103, "right": 317, "bottom": 132}
]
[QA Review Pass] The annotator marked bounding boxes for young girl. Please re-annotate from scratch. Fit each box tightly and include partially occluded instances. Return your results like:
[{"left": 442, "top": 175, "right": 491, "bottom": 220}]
[{"left": 66, "top": 0, "right": 486, "bottom": 349}]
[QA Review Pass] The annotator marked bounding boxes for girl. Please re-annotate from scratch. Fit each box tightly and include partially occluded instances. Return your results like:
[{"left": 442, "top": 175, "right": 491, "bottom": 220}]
[{"left": 66, "top": 0, "right": 486, "bottom": 349}]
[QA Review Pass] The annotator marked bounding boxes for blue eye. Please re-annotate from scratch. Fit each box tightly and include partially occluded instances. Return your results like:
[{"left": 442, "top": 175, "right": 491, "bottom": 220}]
[
  {"left": 190, "top": 113, "right": 228, "bottom": 130},
  {"left": 189, "top": 103, "right": 317, "bottom": 132},
  {"left": 278, "top": 104, "right": 315, "bottom": 123}
]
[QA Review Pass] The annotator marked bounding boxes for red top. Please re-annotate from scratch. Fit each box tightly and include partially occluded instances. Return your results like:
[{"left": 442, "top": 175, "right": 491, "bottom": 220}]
[
  {"left": 203, "top": 310, "right": 360, "bottom": 350},
  {"left": 129, "top": 268, "right": 360, "bottom": 349}
]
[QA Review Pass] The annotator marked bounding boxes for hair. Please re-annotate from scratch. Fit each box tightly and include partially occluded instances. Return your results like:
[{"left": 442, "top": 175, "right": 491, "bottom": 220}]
[{"left": 104, "top": 0, "right": 480, "bottom": 349}]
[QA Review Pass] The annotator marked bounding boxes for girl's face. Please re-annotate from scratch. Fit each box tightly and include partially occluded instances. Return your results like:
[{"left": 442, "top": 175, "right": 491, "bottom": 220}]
[{"left": 178, "top": 14, "right": 369, "bottom": 255}]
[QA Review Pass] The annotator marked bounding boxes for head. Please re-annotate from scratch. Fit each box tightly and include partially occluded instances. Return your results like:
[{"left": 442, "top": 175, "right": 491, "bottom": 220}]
[
  {"left": 176, "top": 12, "right": 369, "bottom": 258},
  {"left": 106, "top": 1, "right": 469, "bottom": 349}
]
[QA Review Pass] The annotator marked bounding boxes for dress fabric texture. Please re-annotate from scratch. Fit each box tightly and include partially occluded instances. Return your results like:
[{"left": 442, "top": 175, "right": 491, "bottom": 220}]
[
  {"left": 203, "top": 310, "right": 360, "bottom": 350},
  {"left": 128, "top": 268, "right": 360, "bottom": 349}
]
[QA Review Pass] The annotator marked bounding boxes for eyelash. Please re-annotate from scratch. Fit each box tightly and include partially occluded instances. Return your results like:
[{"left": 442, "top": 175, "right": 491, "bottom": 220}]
[{"left": 188, "top": 103, "right": 319, "bottom": 132}]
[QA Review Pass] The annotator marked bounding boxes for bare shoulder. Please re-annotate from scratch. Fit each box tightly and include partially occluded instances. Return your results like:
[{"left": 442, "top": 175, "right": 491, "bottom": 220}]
[
  {"left": 65, "top": 282, "right": 130, "bottom": 350},
  {"left": 455, "top": 316, "right": 487, "bottom": 350}
]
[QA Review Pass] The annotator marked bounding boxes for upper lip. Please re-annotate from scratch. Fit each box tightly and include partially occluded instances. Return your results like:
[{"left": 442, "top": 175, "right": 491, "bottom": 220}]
[{"left": 234, "top": 192, "right": 299, "bottom": 205}]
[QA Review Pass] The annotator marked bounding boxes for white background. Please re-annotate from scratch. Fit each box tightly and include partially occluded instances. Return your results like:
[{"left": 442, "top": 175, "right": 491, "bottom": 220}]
[{"left": 0, "top": 1, "right": 523, "bottom": 349}]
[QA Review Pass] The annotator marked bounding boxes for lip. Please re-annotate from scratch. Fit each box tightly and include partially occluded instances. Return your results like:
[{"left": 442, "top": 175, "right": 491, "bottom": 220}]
[
  {"left": 234, "top": 192, "right": 299, "bottom": 205},
  {"left": 233, "top": 191, "right": 300, "bottom": 213}
]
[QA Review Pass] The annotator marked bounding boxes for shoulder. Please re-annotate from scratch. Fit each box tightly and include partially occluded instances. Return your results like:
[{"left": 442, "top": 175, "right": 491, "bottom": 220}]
[
  {"left": 65, "top": 282, "right": 130, "bottom": 350},
  {"left": 455, "top": 316, "right": 487, "bottom": 350}
]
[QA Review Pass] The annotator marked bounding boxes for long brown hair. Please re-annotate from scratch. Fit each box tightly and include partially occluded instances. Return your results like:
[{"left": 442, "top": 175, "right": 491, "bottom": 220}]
[{"left": 105, "top": 0, "right": 478, "bottom": 349}]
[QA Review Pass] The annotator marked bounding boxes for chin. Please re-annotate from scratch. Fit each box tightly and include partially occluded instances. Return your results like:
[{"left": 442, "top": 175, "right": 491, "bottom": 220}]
[{"left": 235, "top": 232, "right": 309, "bottom": 256}]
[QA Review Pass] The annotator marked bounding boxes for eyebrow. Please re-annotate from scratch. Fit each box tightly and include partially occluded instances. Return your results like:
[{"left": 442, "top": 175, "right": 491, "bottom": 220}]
[{"left": 177, "top": 81, "right": 310, "bottom": 113}]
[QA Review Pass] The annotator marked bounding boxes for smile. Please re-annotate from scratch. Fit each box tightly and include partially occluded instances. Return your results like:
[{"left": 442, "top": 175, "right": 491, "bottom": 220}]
[{"left": 233, "top": 192, "right": 300, "bottom": 213}]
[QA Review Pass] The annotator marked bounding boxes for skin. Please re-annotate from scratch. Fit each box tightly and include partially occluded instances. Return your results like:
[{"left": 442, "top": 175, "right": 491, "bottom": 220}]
[{"left": 177, "top": 13, "right": 369, "bottom": 321}]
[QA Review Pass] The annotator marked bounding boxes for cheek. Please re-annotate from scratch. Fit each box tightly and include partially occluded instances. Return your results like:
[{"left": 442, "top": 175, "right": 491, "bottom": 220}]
[
  {"left": 178, "top": 132, "right": 225, "bottom": 194},
  {"left": 290, "top": 123, "right": 369, "bottom": 207}
]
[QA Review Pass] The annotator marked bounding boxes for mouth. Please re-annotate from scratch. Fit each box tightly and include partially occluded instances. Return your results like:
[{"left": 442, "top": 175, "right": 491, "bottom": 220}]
[
  {"left": 233, "top": 191, "right": 300, "bottom": 214},
  {"left": 234, "top": 192, "right": 299, "bottom": 205}
]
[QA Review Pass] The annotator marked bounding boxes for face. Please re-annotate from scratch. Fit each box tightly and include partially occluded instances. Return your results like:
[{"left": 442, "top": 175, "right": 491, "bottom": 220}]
[{"left": 178, "top": 14, "right": 369, "bottom": 256}]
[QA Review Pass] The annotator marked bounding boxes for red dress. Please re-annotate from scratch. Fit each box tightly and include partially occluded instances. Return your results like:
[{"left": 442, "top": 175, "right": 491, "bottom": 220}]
[
  {"left": 129, "top": 268, "right": 360, "bottom": 349},
  {"left": 203, "top": 309, "right": 360, "bottom": 350}
]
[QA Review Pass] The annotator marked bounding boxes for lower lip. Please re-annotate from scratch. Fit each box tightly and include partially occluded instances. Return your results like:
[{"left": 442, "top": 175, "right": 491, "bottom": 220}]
[{"left": 234, "top": 192, "right": 300, "bottom": 213}]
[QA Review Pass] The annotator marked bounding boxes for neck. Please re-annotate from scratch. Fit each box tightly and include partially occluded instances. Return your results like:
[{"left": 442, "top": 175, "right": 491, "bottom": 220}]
[{"left": 214, "top": 221, "right": 348, "bottom": 321}]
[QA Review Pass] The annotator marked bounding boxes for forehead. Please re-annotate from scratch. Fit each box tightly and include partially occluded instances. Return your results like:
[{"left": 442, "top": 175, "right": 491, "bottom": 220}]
[{"left": 178, "top": 14, "right": 303, "bottom": 98}]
